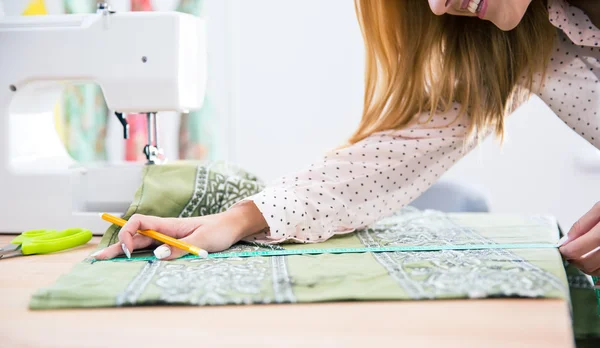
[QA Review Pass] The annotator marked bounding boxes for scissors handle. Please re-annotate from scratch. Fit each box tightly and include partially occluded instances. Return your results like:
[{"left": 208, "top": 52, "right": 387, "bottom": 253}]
[
  {"left": 10, "top": 229, "right": 51, "bottom": 245},
  {"left": 19, "top": 228, "right": 92, "bottom": 255}
]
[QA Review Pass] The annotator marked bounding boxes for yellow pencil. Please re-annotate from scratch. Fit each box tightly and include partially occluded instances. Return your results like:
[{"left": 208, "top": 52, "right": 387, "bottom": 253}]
[{"left": 100, "top": 213, "right": 208, "bottom": 258}]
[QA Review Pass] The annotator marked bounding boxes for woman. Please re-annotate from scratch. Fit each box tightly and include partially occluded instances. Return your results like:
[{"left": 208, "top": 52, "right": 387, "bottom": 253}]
[{"left": 94, "top": 0, "right": 600, "bottom": 276}]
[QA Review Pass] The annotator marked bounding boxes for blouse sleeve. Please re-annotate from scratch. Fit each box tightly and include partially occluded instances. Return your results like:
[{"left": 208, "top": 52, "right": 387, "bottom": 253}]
[
  {"left": 537, "top": 3, "right": 600, "bottom": 149},
  {"left": 233, "top": 106, "right": 474, "bottom": 244}
]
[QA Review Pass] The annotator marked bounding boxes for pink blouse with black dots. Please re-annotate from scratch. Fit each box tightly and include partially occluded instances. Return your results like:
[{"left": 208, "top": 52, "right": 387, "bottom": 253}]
[{"left": 235, "top": 0, "right": 600, "bottom": 244}]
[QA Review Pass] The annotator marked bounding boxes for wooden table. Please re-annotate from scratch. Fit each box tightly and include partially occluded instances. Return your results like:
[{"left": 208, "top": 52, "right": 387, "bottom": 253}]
[{"left": 0, "top": 236, "right": 575, "bottom": 348}]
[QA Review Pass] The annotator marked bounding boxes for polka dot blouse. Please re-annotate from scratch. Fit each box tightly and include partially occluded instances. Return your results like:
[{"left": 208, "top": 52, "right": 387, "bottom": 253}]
[{"left": 235, "top": 0, "right": 600, "bottom": 244}]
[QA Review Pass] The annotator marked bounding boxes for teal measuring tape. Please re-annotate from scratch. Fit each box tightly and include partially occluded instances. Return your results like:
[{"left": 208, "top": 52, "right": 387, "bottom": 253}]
[{"left": 101, "top": 243, "right": 557, "bottom": 262}]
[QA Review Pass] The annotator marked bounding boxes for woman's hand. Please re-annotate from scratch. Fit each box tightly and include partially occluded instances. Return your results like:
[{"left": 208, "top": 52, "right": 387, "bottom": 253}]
[
  {"left": 91, "top": 201, "right": 268, "bottom": 261},
  {"left": 559, "top": 202, "right": 600, "bottom": 276}
]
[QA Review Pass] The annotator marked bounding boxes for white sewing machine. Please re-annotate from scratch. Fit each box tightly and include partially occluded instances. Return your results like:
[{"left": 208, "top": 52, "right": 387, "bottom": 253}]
[{"left": 0, "top": 3, "right": 205, "bottom": 234}]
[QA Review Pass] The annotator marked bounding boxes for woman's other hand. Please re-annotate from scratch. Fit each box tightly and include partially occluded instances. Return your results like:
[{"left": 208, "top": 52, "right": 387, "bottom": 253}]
[{"left": 559, "top": 202, "right": 600, "bottom": 275}]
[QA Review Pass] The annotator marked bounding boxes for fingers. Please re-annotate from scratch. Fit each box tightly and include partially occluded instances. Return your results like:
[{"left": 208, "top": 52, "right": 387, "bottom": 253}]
[
  {"left": 118, "top": 214, "right": 160, "bottom": 253},
  {"left": 117, "top": 214, "right": 144, "bottom": 256},
  {"left": 560, "top": 221, "right": 600, "bottom": 259},
  {"left": 95, "top": 214, "right": 217, "bottom": 261},
  {"left": 91, "top": 234, "right": 152, "bottom": 260},
  {"left": 560, "top": 218, "right": 600, "bottom": 276},
  {"left": 117, "top": 214, "right": 199, "bottom": 258},
  {"left": 154, "top": 226, "right": 212, "bottom": 261},
  {"left": 569, "top": 248, "right": 600, "bottom": 276},
  {"left": 563, "top": 201, "right": 600, "bottom": 246}
]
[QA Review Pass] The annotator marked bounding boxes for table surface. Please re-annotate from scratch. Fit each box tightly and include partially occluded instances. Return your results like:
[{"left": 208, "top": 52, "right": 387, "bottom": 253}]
[{"left": 0, "top": 236, "right": 575, "bottom": 348}]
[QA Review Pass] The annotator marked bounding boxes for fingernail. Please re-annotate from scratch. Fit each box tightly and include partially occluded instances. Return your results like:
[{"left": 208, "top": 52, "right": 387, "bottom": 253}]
[
  {"left": 121, "top": 243, "right": 131, "bottom": 259},
  {"left": 154, "top": 245, "right": 171, "bottom": 259},
  {"left": 556, "top": 235, "right": 570, "bottom": 247}
]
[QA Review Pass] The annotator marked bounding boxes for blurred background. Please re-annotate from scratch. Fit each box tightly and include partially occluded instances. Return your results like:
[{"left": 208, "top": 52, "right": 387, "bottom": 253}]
[{"left": 2, "top": 0, "right": 600, "bottom": 230}]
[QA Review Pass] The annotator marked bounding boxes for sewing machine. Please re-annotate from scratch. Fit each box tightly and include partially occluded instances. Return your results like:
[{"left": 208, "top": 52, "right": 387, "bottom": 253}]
[{"left": 0, "top": 3, "right": 205, "bottom": 234}]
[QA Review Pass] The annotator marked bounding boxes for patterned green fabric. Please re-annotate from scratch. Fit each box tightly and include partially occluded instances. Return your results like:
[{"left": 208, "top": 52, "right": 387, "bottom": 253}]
[{"left": 28, "top": 163, "right": 599, "bottom": 342}]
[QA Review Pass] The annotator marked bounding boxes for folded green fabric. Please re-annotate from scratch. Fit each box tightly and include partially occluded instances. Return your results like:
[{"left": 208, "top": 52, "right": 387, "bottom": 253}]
[{"left": 29, "top": 162, "right": 599, "bottom": 342}]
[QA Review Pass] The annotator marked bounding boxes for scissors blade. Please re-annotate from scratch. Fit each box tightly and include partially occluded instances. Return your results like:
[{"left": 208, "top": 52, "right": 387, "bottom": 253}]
[
  {"left": 0, "top": 249, "right": 23, "bottom": 260},
  {"left": 0, "top": 244, "right": 20, "bottom": 255}
]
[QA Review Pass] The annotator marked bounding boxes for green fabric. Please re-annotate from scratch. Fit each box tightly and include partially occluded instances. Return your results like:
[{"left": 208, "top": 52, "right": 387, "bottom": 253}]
[
  {"left": 568, "top": 266, "right": 600, "bottom": 345},
  {"left": 593, "top": 276, "right": 600, "bottom": 316},
  {"left": 28, "top": 162, "right": 599, "bottom": 341}
]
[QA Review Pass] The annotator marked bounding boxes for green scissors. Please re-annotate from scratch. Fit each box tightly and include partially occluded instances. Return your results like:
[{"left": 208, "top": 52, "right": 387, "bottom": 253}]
[{"left": 0, "top": 228, "right": 92, "bottom": 260}]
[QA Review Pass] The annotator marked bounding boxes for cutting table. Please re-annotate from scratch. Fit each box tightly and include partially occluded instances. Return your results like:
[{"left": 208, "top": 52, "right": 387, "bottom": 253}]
[{"left": 0, "top": 236, "right": 574, "bottom": 348}]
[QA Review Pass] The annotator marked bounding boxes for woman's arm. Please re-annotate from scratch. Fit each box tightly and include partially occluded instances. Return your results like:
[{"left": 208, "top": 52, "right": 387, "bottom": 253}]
[
  {"left": 536, "top": 22, "right": 600, "bottom": 149},
  {"left": 536, "top": 16, "right": 600, "bottom": 275},
  {"left": 94, "top": 106, "right": 473, "bottom": 260},
  {"left": 233, "top": 106, "right": 473, "bottom": 244}
]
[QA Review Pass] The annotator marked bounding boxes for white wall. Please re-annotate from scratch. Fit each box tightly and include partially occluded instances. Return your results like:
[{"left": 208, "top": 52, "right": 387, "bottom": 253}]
[
  {"left": 228, "top": 0, "right": 364, "bottom": 174},
  {"left": 223, "top": 0, "right": 600, "bottom": 230}
]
